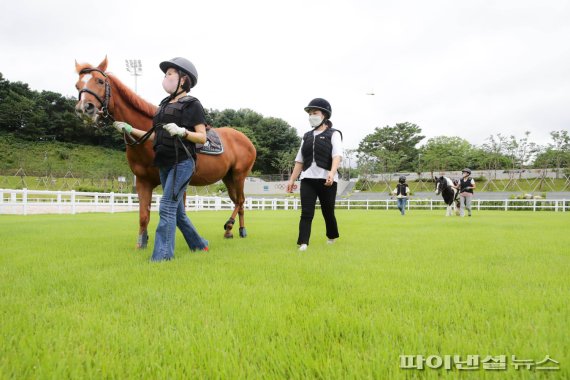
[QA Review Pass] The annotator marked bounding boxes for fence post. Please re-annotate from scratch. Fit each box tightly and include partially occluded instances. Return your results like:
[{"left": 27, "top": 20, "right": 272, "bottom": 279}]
[
  {"left": 430, "top": 199, "right": 433, "bottom": 210},
  {"left": 504, "top": 199, "right": 508, "bottom": 211},
  {"left": 533, "top": 199, "right": 536, "bottom": 212},
  {"left": 555, "top": 200, "right": 558, "bottom": 212},
  {"left": 57, "top": 191, "right": 62, "bottom": 214},
  {"left": 71, "top": 190, "right": 76, "bottom": 214},
  {"left": 110, "top": 192, "right": 115, "bottom": 213},
  {"left": 23, "top": 188, "right": 28, "bottom": 215}
]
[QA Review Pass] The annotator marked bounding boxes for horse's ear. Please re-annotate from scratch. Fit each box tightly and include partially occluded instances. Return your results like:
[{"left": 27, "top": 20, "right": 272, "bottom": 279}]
[
  {"left": 97, "top": 56, "right": 108, "bottom": 72},
  {"left": 75, "top": 59, "right": 82, "bottom": 73}
]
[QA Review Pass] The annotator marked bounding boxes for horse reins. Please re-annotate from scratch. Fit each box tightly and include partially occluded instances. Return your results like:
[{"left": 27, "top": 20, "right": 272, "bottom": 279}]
[{"left": 77, "top": 68, "right": 156, "bottom": 146}]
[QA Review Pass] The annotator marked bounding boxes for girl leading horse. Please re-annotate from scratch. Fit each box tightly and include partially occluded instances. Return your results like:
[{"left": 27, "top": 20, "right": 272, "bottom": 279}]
[{"left": 74, "top": 57, "right": 256, "bottom": 247}]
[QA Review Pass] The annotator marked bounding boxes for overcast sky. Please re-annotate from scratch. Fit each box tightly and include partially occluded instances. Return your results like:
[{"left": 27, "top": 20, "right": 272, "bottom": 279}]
[{"left": 1, "top": 0, "right": 569, "bottom": 150}]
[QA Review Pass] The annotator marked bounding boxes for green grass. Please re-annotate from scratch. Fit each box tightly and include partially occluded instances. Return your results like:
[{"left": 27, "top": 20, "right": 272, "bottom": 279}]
[{"left": 0, "top": 210, "right": 568, "bottom": 379}]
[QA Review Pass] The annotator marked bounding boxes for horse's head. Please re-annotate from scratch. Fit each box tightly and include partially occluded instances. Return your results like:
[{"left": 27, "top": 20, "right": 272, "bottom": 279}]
[
  {"left": 74, "top": 57, "right": 112, "bottom": 126},
  {"left": 434, "top": 176, "right": 446, "bottom": 195}
]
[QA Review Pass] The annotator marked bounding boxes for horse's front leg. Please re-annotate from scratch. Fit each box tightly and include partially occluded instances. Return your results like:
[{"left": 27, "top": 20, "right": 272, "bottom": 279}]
[{"left": 136, "top": 182, "right": 153, "bottom": 249}]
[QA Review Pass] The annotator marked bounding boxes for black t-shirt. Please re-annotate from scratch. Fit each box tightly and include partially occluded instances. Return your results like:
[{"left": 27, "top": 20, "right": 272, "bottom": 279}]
[
  {"left": 153, "top": 99, "right": 207, "bottom": 167},
  {"left": 179, "top": 100, "right": 207, "bottom": 130}
]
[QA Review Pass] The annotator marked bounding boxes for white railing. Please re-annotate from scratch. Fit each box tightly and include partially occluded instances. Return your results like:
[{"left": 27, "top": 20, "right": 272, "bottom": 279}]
[{"left": 0, "top": 189, "right": 567, "bottom": 215}]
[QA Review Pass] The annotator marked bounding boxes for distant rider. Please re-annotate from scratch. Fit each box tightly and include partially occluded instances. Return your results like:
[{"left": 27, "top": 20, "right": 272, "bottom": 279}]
[{"left": 392, "top": 176, "right": 411, "bottom": 215}]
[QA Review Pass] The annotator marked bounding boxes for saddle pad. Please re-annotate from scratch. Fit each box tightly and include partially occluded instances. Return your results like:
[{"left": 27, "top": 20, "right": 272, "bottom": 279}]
[{"left": 197, "top": 127, "right": 224, "bottom": 155}]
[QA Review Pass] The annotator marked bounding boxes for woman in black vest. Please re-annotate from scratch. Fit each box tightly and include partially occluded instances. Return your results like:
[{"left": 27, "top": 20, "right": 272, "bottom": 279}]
[
  {"left": 113, "top": 57, "right": 209, "bottom": 261},
  {"left": 286, "top": 98, "right": 343, "bottom": 251},
  {"left": 456, "top": 168, "right": 476, "bottom": 217}
]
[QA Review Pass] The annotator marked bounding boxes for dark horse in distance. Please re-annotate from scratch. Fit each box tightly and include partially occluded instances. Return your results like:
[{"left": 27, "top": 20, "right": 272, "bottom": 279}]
[
  {"left": 74, "top": 57, "right": 256, "bottom": 247},
  {"left": 434, "top": 176, "right": 460, "bottom": 216}
]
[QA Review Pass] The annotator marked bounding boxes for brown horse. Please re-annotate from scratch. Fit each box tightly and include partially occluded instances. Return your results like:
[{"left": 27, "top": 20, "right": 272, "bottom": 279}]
[{"left": 74, "top": 57, "right": 256, "bottom": 247}]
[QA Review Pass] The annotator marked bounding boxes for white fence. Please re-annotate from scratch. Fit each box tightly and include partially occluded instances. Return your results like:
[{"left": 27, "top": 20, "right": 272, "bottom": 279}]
[{"left": 1, "top": 189, "right": 568, "bottom": 215}]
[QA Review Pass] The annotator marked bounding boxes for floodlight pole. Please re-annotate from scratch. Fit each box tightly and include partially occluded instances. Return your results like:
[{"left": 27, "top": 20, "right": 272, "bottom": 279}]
[{"left": 125, "top": 59, "right": 143, "bottom": 93}]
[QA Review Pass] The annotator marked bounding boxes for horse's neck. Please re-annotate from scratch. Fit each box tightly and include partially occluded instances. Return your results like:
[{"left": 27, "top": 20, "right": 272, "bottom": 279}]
[{"left": 109, "top": 75, "right": 157, "bottom": 131}]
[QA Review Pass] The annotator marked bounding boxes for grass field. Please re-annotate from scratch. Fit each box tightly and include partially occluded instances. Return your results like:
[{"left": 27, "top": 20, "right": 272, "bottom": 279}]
[{"left": 0, "top": 210, "right": 568, "bottom": 379}]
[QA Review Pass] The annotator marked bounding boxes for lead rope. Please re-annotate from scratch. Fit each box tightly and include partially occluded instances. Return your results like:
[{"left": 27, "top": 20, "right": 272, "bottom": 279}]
[{"left": 172, "top": 135, "right": 194, "bottom": 202}]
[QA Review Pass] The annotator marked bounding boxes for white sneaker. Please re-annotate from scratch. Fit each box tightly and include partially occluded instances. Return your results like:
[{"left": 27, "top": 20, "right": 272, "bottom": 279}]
[
  {"left": 327, "top": 239, "right": 335, "bottom": 244},
  {"left": 299, "top": 244, "right": 308, "bottom": 251}
]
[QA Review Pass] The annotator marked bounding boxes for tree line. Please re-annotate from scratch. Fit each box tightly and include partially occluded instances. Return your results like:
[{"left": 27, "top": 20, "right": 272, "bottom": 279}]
[
  {"left": 356, "top": 122, "right": 569, "bottom": 177},
  {"left": 0, "top": 73, "right": 300, "bottom": 175},
  {"left": 1, "top": 73, "right": 568, "bottom": 177}
]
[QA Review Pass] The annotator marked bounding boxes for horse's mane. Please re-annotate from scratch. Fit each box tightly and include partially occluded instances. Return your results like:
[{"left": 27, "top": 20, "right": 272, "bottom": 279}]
[
  {"left": 441, "top": 176, "right": 454, "bottom": 188},
  {"left": 107, "top": 73, "right": 157, "bottom": 118}
]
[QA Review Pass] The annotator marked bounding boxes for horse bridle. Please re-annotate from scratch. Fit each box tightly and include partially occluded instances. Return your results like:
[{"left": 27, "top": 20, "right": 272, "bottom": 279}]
[
  {"left": 77, "top": 68, "right": 147, "bottom": 146},
  {"left": 436, "top": 177, "right": 447, "bottom": 195},
  {"left": 77, "top": 68, "right": 114, "bottom": 124}
]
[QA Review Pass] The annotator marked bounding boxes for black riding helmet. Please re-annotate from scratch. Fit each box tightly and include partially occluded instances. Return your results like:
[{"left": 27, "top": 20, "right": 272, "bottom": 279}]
[
  {"left": 399, "top": 176, "right": 406, "bottom": 183},
  {"left": 462, "top": 168, "right": 472, "bottom": 175},
  {"left": 304, "top": 98, "right": 332, "bottom": 119},
  {"left": 159, "top": 57, "right": 198, "bottom": 88}
]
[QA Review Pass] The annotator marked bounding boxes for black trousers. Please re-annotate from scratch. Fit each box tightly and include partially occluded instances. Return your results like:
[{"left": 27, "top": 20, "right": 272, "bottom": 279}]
[{"left": 297, "top": 178, "right": 339, "bottom": 245}]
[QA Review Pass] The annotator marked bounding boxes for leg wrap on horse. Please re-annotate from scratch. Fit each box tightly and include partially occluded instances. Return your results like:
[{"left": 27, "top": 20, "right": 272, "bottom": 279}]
[
  {"left": 239, "top": 227, "right": 247, "bottom": 238},
  {"left": 224, "top": 218, "right": 235, "bottom": 231},
  {"left": 137, "top": 231, "right": 149, "bottom": 249}
]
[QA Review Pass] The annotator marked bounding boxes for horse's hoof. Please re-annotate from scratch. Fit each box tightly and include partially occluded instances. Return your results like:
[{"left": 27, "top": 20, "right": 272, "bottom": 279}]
[
  {"left": 239, "top": 227, "right": 247, "bottom": 238},
  {"left": 224, "top": 232, "right": 234, "bottom": 239},
  {"left": 137, "top": 232, "right": 149, "bottom": 249}
]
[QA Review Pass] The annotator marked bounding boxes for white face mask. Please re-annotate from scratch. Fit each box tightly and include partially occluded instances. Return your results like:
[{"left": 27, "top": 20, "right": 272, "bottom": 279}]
[
  {"left": 162, "top": 74, "right": 179, "bottom": 94},
  {"left": 309, "top": 115, "right": 323, "bottom": 128}
]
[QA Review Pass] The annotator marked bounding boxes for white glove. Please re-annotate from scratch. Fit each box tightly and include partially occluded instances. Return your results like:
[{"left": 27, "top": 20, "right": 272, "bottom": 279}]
[
  {"left": 113, "top": 121, "right": 132, "bottom": 134},
  {"left": 163, "top": 123, "right": 187, "bottom": 137}
]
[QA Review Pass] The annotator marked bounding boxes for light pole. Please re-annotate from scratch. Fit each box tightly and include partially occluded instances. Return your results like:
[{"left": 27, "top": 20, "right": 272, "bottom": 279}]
[
  {"left": 418, "top": 153, "right": 422, "bottom": 175},
  {"left": 125, "top": 59, "right": 143, "bottom": 93}
]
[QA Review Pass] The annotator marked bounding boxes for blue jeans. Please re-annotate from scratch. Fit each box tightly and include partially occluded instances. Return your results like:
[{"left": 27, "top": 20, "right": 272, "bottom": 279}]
[
  {"left": 151, "top": 158, "right": 208, "bottom": 262},
  {"left": 397, "top": 197, "right": 408, "bottom": 215}
]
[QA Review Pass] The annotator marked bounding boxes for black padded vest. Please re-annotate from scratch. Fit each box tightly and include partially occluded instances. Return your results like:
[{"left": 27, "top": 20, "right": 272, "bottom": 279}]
[
  {"left": 301, "top": 128, "right": 342, "bottom": 171},
  {"left": 460, "top": 178, "right": 474, "bottom": 193},
  {"left": 153, "top": 97, "right": 197, "bottom": 166},
  {"left": 396, "top": 183, "right": 409, "bottom": 196}
]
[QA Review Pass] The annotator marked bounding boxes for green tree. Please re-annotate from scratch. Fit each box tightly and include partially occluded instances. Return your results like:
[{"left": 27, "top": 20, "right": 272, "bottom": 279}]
[
  {"left": 534, "top": 130, "right": 570, "bottom": 175},
  {"left": 252, "top": 117, "right": 300, "bottom": 173},
  {"left": 504, "top": 131, "right": 540, "bottom": 172},
  {"left": 419, "top": 136, "right": 476, "bottom": 174},
  {"left": 272, "top": 149, "right": 297, "bottom": 178},
  {"left": 357, "top": 122, "right": 424, "bottom": 172},
  {"left": 206, "top": 108, "right": 300, "bottom": 174},
  {"left": 0, "top": 73, "right": 121, "bottom": 148},
  {"left": 479, "top": 134, "right": 511, "bottom": 170}
]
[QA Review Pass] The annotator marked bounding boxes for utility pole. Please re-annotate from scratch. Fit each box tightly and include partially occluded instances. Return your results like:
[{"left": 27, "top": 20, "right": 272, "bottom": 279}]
[
  {"left": 125, "top": 59, "right": 142, "bottom": 192},
  {"left": 125, "top": 59, "right": 143, "bottom": 93}
]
